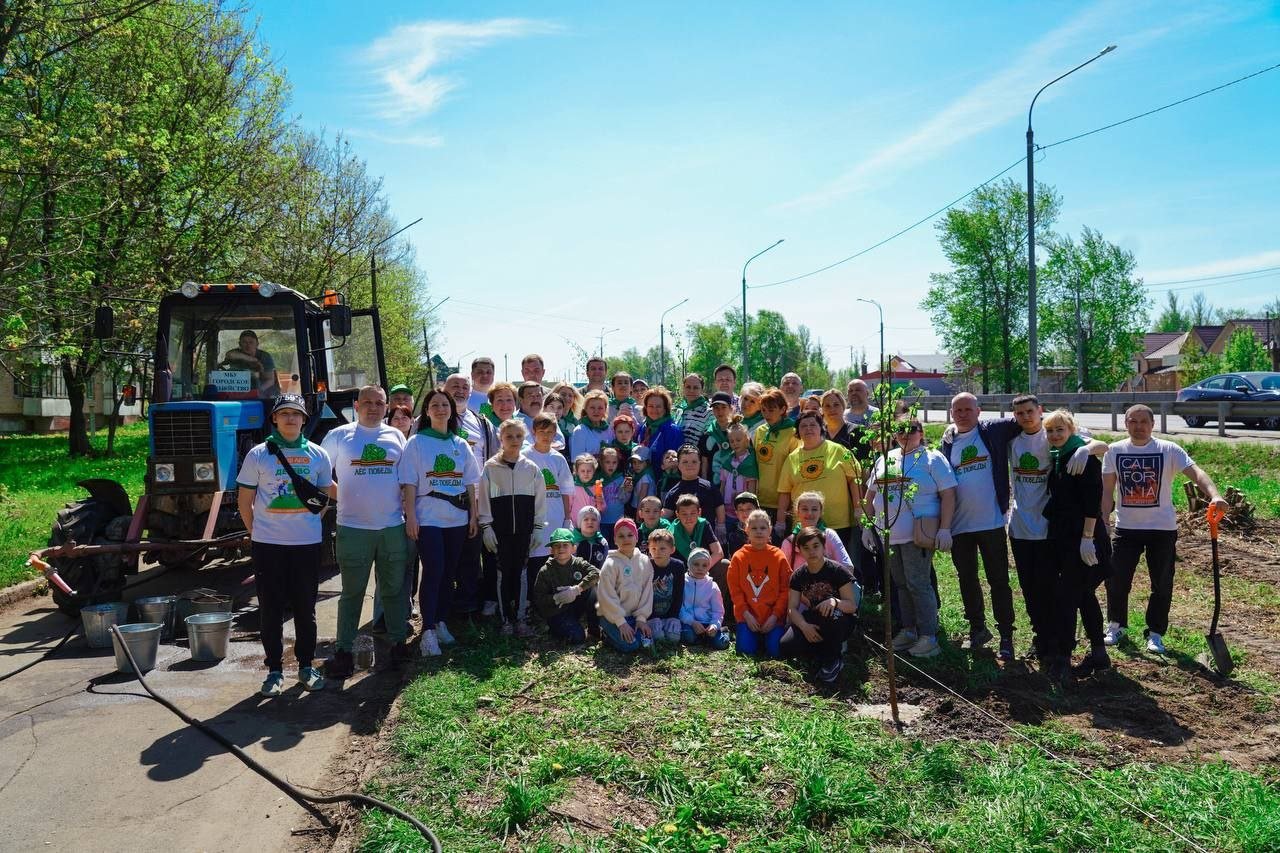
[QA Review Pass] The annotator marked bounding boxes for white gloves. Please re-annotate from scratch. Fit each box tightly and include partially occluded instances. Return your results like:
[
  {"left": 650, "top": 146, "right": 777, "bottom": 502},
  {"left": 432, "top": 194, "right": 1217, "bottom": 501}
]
[
  {"left": 1067, "top": 445, "right": 1091, "bottom": 476},
  {"left": 861, "top": 527, "right": 879, "bottom": 553},
  {"left": 1079, "top": 538, "right": 1098, "bottom": 567},
  {"left": 552, "top": 585, "right": 581, "bottom": 606},
  {"left": 934, "top": 528, "right": 953, "bottom": 552},
  {"left": 481, "top": 526, "right": 498, "bottom": 553}
]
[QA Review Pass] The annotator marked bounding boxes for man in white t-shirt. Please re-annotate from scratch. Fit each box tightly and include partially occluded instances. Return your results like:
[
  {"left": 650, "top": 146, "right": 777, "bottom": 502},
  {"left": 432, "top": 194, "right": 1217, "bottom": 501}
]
[
  {"left": 320, "top": 385, "right": 411, "bottom": 678},
  {"left": 1006, "top": 394, "right": 1105, "bottom": 658},
  {"left": 468, "top": 356, "right": 495, "bottom": 415},
  {"left": 1101, "top": 404, "right": 1227, "bottom": 654}
]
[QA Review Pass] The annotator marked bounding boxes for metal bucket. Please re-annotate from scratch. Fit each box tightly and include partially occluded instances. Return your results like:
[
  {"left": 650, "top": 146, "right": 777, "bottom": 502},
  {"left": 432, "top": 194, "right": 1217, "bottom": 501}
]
[
  {"left": 134, "top": 595, "right": 178, "bottom": 640},
  {"left": 176, "top": 589, "right": 233, "bottom": 624},
  {"left": 185, "top": 612, "right": 234, "bottom": 661},
  {"left": 81, "top": 602, "right": 129, "bottom": 649},
  {"left": 111, "top": 623, "right": 162, "bottom": 674}
]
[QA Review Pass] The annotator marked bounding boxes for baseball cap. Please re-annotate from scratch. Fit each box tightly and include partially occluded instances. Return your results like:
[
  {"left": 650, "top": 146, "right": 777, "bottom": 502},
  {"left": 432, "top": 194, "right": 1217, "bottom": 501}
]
[
  {"left": 630, "top": 446, "right": 651, "bottom": 462},
  {"left": 549, "top": 528, "right": 575, "bottom": 545},
  {"left": 710, "top": 392, "right": 734, "bottom": 407},
  {"left": 271, "top": 393, "right": 308, "bottom": 418},
  {"left": 388, "top": 383, "right": 412, "bottom": 396},
  {"left": 733, "top": 491, "right": 760, "bottom": 507}
]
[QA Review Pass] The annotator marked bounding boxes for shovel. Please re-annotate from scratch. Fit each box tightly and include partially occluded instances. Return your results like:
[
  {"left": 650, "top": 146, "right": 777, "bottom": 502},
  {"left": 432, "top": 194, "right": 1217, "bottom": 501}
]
[{"left": 1204, "top": 504, "right": 1234, "bottom": 676}]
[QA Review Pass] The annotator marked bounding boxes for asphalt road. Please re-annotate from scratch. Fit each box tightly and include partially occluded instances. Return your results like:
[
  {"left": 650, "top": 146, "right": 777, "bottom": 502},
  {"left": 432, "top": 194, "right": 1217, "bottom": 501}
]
[
  {"left": 0, "top": 558, "right": 394, "bottom": 852},
  {"left": 915, "top": 408, "right": 1280, "bottom": 444}
]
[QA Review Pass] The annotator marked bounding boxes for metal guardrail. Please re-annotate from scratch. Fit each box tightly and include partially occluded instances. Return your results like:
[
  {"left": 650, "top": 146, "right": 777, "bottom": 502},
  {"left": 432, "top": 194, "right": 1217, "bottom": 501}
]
[{"left": 911, "top": 393, "right": 1280, "bottom": 437}]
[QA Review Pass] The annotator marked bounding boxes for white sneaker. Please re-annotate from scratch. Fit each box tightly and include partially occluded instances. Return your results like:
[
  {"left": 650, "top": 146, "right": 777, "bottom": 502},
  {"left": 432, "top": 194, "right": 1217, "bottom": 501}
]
[
  {"left": 1103, "top": 622, "right": 1125, "bottom": 647},
  {"left": 481, "top": 601, "right": 498, "bottom": 617},
  {"left": 907, "top": 635, "right": 941, "bottom": 658},
  {"left": 1145, "top": 632, "right": 1166, "bottom": 654},
  {"left": 419, "top": 629, "right": 441, "bottom": 657},
  {"left": 891, "top": 629, "right": 919, "bottom": 651},
  {"left": 436, "top": 621, "right": 456, "bottom": 645}
]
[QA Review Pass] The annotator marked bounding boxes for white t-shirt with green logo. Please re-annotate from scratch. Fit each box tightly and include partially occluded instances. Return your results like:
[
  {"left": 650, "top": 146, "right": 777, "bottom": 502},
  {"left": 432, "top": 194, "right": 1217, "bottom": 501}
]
[
  {"left": 321, "top": 422, "right": 406, "bottom": 530},
  {"left": 236, "top": 440, "right": 333, "bottom": 545},
  {"left": 949, "top": 429, "right": 1005, "bottom": 535},
  {"left": 1008, "top": 426, "right": 1093, "bottom": 541},
  {"left": 397, "top": 431, "right": 483, "bottom": 528},
  {"left": 523, "top": 446, "right": 573, "bottom": 557}
]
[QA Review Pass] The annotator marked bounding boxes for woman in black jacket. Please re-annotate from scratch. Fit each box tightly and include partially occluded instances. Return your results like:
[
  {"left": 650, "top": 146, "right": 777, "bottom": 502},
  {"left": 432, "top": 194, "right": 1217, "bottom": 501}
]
[{"left": 1042, "top": 409, "right": 1113, "bottom": 684}]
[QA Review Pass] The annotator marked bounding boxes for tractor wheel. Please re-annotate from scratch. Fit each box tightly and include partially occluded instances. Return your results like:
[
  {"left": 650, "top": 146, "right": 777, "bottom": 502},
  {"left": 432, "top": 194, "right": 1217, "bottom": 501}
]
[{"left": 47, "top": 496, "right": 130, "bottom": 617}]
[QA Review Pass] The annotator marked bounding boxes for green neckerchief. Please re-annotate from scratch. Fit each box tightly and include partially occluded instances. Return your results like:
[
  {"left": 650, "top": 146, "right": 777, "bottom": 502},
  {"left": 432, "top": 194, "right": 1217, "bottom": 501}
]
[
  {"left": 483, "top": 408, "right": 503, "bottom": 428},
  {"left": 420, "top": 425, "right": 463, "bottom": 440},
  {"left": 639, "top": 518, "right": 671, "bottom": 540},
  {"left": 581, "top": 417, "right": 609, "bottom": 432},
  {"left": 658, "top": 471, "right": 681, "bottom": 495},
  {"left": 574, "top": 473, "right": 602, "bottom": 489},
  {"left": 600, "top": 469, "right": 626, "bottom": 487},
  {"left": 1048, "top": 434, "right": 1087, "bottom": 476},
  {"left": 792, "top": 520, "right": 828, "bottom": 535},
  {"left": 717, "top": 448, "right": 757, "bottom": 477},
  {"left": 609, "top": 396, "right": 636, "bottom": 409},
  {"left": 673, "top": 517, "right": 708, "bottom": 557},
  {"left": 644, "top": 414, "right": 673, "bottom": 433},
  {"left": 267, "top": 430, "right": 307, "bottom": 449},
  {"left": 742, "top": 412, "right": 764, "bottom": 431},
  {"left": 571, "top": 528, "right": 606, "bottom": 547},
  {"left": 611, "top": 439, "right": 637, "bottom": 459},
  {"left": 560, "top": 412, "right": 579, "bottom": 430},
  {"left": 677, "top": 396, "right": 707, "bottom": 411},
  {"left": 764, "top": 416, "right": 796, "bottom": 437}
]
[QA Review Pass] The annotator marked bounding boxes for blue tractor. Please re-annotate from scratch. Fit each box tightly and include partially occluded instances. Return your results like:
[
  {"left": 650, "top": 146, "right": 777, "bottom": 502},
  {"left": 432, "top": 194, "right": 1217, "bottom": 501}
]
[{"left": 42, "top": 281, "right": 387, "bottom": 615}]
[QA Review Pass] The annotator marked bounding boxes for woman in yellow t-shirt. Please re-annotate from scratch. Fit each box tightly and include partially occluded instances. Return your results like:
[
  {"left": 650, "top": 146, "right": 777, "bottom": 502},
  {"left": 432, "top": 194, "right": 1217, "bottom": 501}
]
[
  {"left": 775, "top": 411, "right": 863, "bottom": 548},
  {"left": 752, "top": 388, "right": 800, "bottom": 542}
]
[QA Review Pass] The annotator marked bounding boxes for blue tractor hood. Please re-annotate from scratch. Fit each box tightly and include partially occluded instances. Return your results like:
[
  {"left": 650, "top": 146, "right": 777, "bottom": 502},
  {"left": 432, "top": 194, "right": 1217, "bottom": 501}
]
[{"left": 149, "top": 400, "right": 266, "bottom": 489}]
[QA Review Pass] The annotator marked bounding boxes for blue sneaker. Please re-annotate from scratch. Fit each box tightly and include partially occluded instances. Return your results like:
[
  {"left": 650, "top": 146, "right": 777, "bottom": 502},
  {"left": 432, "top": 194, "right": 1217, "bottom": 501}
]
[
  {"left": 260, "top": 671, "right": 285, "bottom": 697},
  {"left": 298, "top": 666, "right": 326, "bottom": 691}
]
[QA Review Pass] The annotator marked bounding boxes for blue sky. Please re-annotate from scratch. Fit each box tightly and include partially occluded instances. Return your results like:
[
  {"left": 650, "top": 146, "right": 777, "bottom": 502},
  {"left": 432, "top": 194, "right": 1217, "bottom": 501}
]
[{"left": 253, "top": 0, "right": 1280, "bottom": 383}]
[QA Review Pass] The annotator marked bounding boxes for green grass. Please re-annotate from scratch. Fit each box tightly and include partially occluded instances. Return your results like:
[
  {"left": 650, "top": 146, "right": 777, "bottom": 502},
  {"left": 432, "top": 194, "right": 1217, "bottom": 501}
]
[
  {"left": 361, "top": 627, "right": 1280, "bottom": 851},
  {"left": 0, "top": 424, "right": 148, "bottom": 588}
]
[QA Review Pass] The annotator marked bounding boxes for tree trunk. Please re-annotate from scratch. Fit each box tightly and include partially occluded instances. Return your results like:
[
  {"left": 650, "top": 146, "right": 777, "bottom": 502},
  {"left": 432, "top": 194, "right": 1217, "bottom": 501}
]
[{"left": 62, "top": 357, "right": 92, "bottom": 456}]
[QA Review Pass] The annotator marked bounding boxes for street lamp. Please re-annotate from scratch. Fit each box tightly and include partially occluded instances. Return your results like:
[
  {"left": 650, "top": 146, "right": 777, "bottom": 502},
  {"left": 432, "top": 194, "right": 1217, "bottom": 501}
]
[
  {"left": 741, "top": 239, "right": 784, "bottom": 382},
  {"left": 598, "top": 326, "right": 619, "bottom": 359},
  {"left": 659, "top": 297, "right": 689, "bottom": 387},
  {"left": 1026, "top": 45, "right": 1115, "bottom": 392},
  {"left": 856, "top": 298, "right": 887, "bottom": 409}
]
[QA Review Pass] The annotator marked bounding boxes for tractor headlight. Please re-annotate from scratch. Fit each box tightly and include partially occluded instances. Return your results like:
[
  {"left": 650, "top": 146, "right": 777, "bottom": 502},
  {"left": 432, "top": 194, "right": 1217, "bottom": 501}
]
[
  {"left": 194, "top": 463, "right": 216, "bottom": 482},
  {"left": 258, "top": 280, "right": 279, "bottom": 298},
  {"left": 154, "top": 463, "right": 175, "bottom": 483},
  {"left": 180, "top": 281, "right": 200, "bottom": 299}
]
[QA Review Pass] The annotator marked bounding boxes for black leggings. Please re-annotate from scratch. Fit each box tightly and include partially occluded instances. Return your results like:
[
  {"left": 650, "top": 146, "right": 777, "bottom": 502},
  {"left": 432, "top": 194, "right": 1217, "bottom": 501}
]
[
  {"left": 1047, "top": 530, "right": 1111, "bottom": 657},
  {"left": 780, "top": 609, "right": 855, "bottom": 666},
  {"left": 495, "top": 532, "right": 533, "bottom": 624},
  {"left": 251, "top": 541, "right": 320, "bottom": 671}
]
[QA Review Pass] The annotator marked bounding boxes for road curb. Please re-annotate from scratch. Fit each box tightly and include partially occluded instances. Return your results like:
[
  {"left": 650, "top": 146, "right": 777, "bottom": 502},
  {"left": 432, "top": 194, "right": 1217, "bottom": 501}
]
[{"left": 0, "top": 577, "right": 47, "bottom": 611}]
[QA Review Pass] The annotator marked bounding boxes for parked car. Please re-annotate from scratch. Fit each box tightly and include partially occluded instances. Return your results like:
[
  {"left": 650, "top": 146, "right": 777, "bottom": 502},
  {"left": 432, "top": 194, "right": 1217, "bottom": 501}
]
[{"left": 1176, "top": 372, "right": 1280, "bottom": 429}]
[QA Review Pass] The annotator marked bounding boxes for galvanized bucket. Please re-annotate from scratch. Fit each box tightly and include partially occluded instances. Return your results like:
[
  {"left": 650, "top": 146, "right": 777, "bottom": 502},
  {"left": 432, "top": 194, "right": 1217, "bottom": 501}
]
[
  {"left": 134, "top": 595, "right": 178, "bottom": 640},
  {"left": 81, "top": 602, "right": 129, "bottom": 649},
  {"left": 176, "top": 589, "right": 233, "bottom": 624},
  {"left": 111, "top": 623, "right": 163, "bottom": 674},
  {"left": 185, "top": 612, "right": 234, "bottom": 661}
]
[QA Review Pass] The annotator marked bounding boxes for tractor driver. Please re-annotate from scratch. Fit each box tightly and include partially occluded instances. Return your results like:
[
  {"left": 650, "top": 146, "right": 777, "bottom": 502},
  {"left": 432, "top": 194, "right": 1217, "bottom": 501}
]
[{"left": 225, "top": 330, "right": 279, "bottom": 397}]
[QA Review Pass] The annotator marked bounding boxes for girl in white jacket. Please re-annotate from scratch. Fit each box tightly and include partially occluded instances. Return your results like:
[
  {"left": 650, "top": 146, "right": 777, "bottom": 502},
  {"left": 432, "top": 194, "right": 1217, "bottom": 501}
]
[{"left": 595, "top": 518, "right": 653, "bottom": 652}]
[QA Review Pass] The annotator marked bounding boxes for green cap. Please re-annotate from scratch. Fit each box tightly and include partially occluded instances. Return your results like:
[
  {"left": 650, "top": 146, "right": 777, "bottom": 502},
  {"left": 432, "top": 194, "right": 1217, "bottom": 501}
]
[
  {"left": 388, "top": 383, "right": 412, "bottom": 396},
  {"left": 549, "top": 528, "right": 575, "bottom": 545}
]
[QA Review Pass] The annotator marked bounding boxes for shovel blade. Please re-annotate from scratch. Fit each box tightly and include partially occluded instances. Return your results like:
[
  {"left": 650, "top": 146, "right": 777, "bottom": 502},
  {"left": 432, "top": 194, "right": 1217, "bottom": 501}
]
[{"left": 1207, "top": 631, "right": 1234, "bottom": 676}]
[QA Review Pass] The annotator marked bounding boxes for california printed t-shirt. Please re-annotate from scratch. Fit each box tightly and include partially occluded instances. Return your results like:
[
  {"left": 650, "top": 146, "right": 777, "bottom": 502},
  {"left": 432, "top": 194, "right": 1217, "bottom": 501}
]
[
  {"left": 321, "top": 422, "right": 406, "bottom": 530},
  {"left": 524, "top": 446, "right": 574, "bottom": 556},
  {"left": 948, "top": 429, "right": 1005, "bottom": 535},
  {"left": 236, "top": 438, "right": 333, "bottom": 545},
  {"left": 1102, "top": 437, "right": 1193, "bottom": 532},
  {"left": 397, "top": 430, "right": 483, "bottom": 528},
  {"left": 869, "top": 447, "right": 957, "bottom": 546}
]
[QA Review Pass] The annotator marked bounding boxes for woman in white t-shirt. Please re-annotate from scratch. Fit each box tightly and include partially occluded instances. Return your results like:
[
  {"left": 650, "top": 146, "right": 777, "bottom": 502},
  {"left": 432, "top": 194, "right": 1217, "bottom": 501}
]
[
  {"left": 862, "top": 418, "right": 956, "bottom": 658},
  {"left": 398, "top": 389, "right": 482, "bottom": 656}
]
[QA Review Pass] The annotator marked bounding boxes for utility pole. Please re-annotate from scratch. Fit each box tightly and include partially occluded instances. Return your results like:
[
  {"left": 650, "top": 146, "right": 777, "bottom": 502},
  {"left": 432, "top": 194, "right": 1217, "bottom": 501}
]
[
  {"left": 659, "top": 297, "right": 688, "bottom": 387},
  {"left": 599, "top": 326, "right": 619, "bottom": 359},
  {"left": 504, "top": 353, "right": 509, "bottom": 382},
  {"left": 740, "top": 239, "right": 784, "bottom": 382},
  {"left": 1075, "top": 278, "right": 1087, "bottom": 392}
]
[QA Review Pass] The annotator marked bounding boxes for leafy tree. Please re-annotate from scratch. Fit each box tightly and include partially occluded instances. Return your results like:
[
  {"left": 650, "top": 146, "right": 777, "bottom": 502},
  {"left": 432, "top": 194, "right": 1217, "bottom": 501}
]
[
  {"left": 1179, "top": 345, "right": 1222, "bottom": 384},
  {"left": 1187, "top": 292, "right": 1214, "bottom": 326},
  {"left": 1040, "top": 227, "right": 1149, "bottom": 391},
  {"left": 684, "top": 321, "right": 735, "bottom": 386},
  {"left": 1153, "top": 292, "right": 1188, "bottom": 333},
  {"left": 923, "top": 178, "right": 1060, "bottom": 393},
  {"left": 1220, "top": 327, "right": 1270, "bottom": 372}
]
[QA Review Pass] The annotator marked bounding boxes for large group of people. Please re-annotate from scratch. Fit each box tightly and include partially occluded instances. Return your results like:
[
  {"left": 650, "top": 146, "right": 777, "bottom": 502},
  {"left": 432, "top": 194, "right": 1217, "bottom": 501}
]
[{"left": 234, "top": 356, "right": 1229, "bottom": 695}]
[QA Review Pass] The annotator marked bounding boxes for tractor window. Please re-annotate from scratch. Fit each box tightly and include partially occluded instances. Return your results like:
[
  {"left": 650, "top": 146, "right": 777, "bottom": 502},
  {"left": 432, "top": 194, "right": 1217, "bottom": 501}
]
[
  {"left": 326, "top": 313, "right": 380, "bottom": 392},
  {"left": 166, "top": 302, "right": 302, "bottom": 400}
]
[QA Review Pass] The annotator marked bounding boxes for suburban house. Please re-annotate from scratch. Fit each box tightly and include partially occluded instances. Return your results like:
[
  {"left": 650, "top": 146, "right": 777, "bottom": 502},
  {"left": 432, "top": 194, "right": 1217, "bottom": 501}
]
[
  {"left": 0, "top": 367, "right": 142, "bottom": 434},
  {"left": 1127, "top": 318, "right": 1279, "bottom": 391},
  {"left": 862, "top": 354, "right": 957, "bottom": 395}
]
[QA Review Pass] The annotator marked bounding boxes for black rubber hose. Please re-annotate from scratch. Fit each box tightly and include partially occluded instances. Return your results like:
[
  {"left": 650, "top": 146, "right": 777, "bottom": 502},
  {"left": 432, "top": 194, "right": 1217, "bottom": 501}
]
[
  {"left": 108, "top": 625, "right": 441, "bottom": 851},
  {"left": 0, "top": 622, "right": 79, "bottom": 683}
]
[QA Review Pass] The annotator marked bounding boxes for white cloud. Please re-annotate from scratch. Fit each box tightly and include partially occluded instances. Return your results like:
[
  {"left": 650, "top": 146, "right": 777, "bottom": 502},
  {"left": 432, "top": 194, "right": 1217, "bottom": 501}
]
[
  {"left": 343, "top": 128, "right": 444, "bottom": 148},
  {"left": 360, "top": 18, "right": 561, "bottom": 123},
  {"left": 1142, "top": 249, "right": 1280, "bottom": 283},
  {"left": 778, "top": 1, "right": 1223, "bottom": 211}
]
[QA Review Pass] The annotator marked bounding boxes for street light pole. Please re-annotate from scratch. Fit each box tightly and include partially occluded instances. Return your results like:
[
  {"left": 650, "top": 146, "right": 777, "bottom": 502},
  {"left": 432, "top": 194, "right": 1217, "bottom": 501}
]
[
  {"left": 1027, "top": 45, "right": 1115, "bottom": 392},
  {"left": 659, "top": 297, "right": 689, "bottom": 387},
  {"left": 740, "top": 239, "right": 785, "bottom": 382},
  {"left": 598, "top": 326, "right": 619, "bottom": 359}
]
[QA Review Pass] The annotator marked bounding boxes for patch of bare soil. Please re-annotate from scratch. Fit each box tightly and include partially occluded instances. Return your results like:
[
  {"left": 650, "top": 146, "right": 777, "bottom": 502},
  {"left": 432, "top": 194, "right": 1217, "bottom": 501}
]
[{"left": 541, "top": 777, "right": 659, "bottom": 844}]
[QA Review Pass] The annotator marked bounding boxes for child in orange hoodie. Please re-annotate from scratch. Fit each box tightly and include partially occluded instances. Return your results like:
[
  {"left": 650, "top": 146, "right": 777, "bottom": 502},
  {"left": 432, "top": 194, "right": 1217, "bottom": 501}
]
[{"left": 727, "top": 508, "right": 792, "bottom": 657}]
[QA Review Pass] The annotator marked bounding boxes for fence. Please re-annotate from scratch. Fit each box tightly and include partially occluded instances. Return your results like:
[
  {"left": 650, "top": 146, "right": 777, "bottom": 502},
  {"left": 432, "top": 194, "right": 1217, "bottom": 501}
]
[{"left": 911, "top": 393, "right": 1280, "bottom": 437}]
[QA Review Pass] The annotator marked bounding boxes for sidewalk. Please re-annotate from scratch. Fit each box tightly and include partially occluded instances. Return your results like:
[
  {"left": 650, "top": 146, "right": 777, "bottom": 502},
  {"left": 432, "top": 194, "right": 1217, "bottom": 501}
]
[{"left": 0, "top": 557, "right": 394, "bottom": 852}]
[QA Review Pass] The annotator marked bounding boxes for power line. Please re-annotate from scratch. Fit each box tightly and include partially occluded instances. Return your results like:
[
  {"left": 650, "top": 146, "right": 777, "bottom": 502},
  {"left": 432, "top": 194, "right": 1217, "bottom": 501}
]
[
  {"left": 1143, "top": 264, "right": 1280, "bottom": 288},
  {"left": 1146, "top": 270, "right": 1280, "bottom": 295},
  {"left": 752, "top": 59, "right": 1280, "bottom": 291}
]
